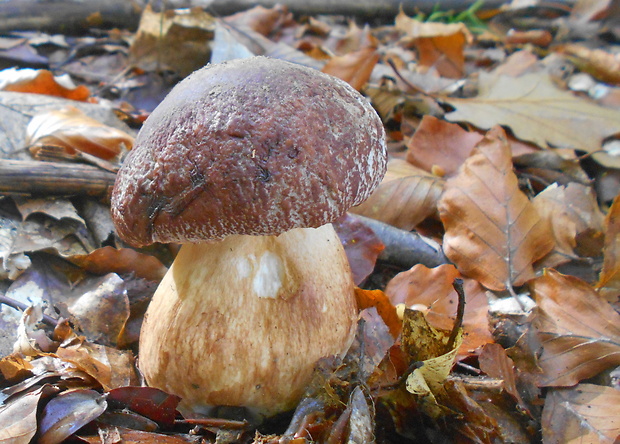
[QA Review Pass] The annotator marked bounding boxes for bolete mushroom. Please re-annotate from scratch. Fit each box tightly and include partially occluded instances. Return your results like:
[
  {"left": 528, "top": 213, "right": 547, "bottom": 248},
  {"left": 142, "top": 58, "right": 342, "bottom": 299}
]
[{"left": 111, "top": 56, "right": 387, "bottom": 418}]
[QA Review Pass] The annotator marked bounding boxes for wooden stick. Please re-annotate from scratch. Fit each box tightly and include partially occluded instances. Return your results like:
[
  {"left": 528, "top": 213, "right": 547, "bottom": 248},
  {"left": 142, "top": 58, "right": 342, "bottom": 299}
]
[{"left": 0, "top": 159, "right": 115, "bottom": 197}]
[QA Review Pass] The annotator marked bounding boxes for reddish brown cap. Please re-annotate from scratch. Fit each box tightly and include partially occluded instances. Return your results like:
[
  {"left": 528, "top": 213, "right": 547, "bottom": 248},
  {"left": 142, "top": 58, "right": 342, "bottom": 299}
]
[{"left": 111, "top": 56, "right": 387, "bottom": 246}]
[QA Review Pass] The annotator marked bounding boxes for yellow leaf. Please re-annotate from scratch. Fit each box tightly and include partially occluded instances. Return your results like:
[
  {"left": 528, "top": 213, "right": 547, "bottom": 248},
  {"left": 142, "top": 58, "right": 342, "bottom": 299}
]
[
  {"left": 443, "top": 72, "right": 620, "bottom": 166},
  {"left": 438, "top": 127, "right": 554, "bottom": 291}
]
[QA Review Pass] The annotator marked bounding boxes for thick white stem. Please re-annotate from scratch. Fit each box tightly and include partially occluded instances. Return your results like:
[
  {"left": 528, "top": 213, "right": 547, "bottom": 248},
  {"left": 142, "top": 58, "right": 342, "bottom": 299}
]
[{"left": 139, "top": 224, "right": 358, "bottom": 417}]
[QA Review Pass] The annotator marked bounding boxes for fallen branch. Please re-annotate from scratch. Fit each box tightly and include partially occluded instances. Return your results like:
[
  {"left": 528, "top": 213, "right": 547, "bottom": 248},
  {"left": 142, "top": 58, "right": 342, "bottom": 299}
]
[
  {"left": 348, "top": 213, "right": 448, "bottom": 270},
  {"left": 0, "top": 160, "right": 115, "bottom": 197}
]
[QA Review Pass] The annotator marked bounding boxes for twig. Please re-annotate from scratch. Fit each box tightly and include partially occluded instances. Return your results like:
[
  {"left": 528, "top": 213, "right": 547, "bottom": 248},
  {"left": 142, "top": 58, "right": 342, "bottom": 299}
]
[
  {"left": 446, "top": 277, "right": 465, "bottom": 352},
  {"left": 0, "top": 294, "right": 59, "bottom": 328}
]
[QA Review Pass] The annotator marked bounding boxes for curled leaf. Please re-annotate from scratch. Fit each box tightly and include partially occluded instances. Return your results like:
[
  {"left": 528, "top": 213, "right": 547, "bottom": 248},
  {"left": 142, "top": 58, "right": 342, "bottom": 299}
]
[{"left": 26, "top": 106, "right": 134, "bottom": 161}]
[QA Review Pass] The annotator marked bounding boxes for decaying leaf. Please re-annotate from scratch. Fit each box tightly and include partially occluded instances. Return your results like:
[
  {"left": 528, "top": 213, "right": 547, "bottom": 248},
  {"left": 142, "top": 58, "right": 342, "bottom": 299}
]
[
  {"left": 26, "top": 106, "right": 134, "bottom": 161},
  {"left": 322, "top": 46, "right": 379, "bottom": 90},
  {"left": 478, "top": 343, "right": 530, "bottom": 415},
  {"left": 542, "top": 384, "right": 620, "bottom": 444},
  {"left": 386, "top": 264, "right": 493, "bottom": 358},
  {"left": 443, "top": 72, "right": 620, "bottom": 166},
  {"left": 0, "top": 383, "right": 46, "bottom": 443},
  {"left": 406, "top": 115, "right": 483, "bottom": 177},
  {"left": 598, "top": 194, "right": 620, "bottom": 297},
  {"left": 129, "top": 5, "right": 215, "bottom": 77},
  {"left": 68, "top": 247, "right": 167, "bottom": 283},
  {"left": 534, "top": 182, "right": 606, "bottom": 267},
  {"left": 38, "top": 389, "right": 107, "bottom": 444},
  {"left": 402, "top": 309, "right": 463, "bottom": 418},
  {"left": 556, "top": 43, "right": 620, "bottom": 85},
  {"left": 351, "top": 159, "right": 444, "bottom": 231},
  {"left": 395, "top": 10, "right": 473, "bottom": 78},
  {"left": 438, "top": 126, "right": 554, "bottom": 291},
  {"left": 530, "top": 269, "right": 620, "bottom": 387},
  {"left": 332, "top": 214, "right": 384, "bottom": 285}
]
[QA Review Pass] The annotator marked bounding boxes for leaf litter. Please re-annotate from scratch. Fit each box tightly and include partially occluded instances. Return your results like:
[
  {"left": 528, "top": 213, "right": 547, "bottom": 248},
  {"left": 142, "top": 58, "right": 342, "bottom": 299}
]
[{"left": 0, "top": 1, "right": 620, "bottom": 443}]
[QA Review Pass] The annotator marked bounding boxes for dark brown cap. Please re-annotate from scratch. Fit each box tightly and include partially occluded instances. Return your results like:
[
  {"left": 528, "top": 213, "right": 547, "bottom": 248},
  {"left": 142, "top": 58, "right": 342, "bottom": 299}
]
[{"left": 111, "top": 56, "right": 387, "bottom": 246}]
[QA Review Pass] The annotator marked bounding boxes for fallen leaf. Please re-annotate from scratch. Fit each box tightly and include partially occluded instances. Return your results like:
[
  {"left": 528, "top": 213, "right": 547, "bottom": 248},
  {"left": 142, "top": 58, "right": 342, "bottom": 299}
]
[
  {"left": 56, "top": 340, "right": 139, "bottom": 391},
  {"left": 354, "top": 288, "right": 401, "bottom": 339},
  {"left": 224, "top": 4, "right": 292, "bottom": 37},
  {"left": 478, "top": 343, "right": 530, "bottom": 415},
  {"left": 402, "top": 309, "right": 463, "bottom": 418},
  {"left": 0, "top": 68, "right": 90, "bottom": 101},
  {"left": 332, "top": 214, "right": 384, "bottom": 286},
  {"left": 26, "top": 106, "right": 134, "bottom": 161},
  {"left": 597, "top": 194, "right": 620, "bottom": 296},
  {"left": 0, "top": 384, "right": 45, "bottom": 443},
  {"left": 556, "top": 43, "right": 620, "bottom": 85},
  {"left": 492, "top": 49, "right": 539, "bottom": 77},
  {"left": 437, "top": 126, "right": 554, "bottom": 291},
  {"left": 395, "top": 10, "right": 473, "bottom": 78},
  {"left": 351, "top": 159, "right": 444, "bottom": 231},
  {"left": 68, "top": 247, "right": 167, "bottom": 282},
  {"left": 129, "top": 5, "right": 215, "bottom": 77},
  {"left": 443, "top": 72, "right": 620, "bottom": 166},
  {"left": 385, "top": 264, "right": 493, "bottom": 358},
  {"left": 38, "top": 389, "right": 107, "bottom": 444},
  {"left": 530, "top": 269, "right": 620, "bottom": 386},
  {"left": 406, "top": 115, "right": 484, "bottom": 177},
  {"left": 322, "top": 46, "right": 379, "bottom": 90},
  {"left": 541, "top": 384, "right": 620, "bottom": 444},
  {"left": 107, "top": 386, "right": 181, "bottom": 428}
]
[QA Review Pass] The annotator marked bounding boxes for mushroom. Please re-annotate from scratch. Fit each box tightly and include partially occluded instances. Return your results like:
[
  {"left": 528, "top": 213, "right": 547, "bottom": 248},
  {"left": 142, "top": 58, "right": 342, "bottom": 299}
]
[{"left": 111, "top": 56, "right": 387, "bottom": 418}]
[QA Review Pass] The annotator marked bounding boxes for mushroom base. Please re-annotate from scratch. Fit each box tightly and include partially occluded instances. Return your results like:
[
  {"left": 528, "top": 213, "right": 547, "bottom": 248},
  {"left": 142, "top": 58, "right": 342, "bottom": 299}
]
[{"left": 138, "top": 224, "right": 358, "bottom": 418}]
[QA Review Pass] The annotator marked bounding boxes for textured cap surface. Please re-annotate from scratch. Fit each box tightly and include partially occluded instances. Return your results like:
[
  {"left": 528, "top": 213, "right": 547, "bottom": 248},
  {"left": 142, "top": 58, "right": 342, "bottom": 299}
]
[{"left": 111, "top": 56, "right": 387, "bottom": 246}]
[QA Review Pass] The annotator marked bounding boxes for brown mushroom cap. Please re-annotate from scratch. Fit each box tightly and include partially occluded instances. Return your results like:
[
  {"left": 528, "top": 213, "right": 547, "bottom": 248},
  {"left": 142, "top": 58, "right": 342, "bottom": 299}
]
[{"left": 111, "top": 56, "right": 387, "bottom": 246}]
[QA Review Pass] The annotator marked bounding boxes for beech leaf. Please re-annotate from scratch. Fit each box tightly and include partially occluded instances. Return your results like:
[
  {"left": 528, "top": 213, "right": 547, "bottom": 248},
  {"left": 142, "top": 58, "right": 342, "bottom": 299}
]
[
  {"left": 443, "top": 72, "right": 620, "bottom": 165},
  {"left": 26, "top": 106, "right": 134, "bottom": 161},
  {"left": 597, "top": 194, "right": 620, "bottom": 295},
  {"left": 437, "top": 126, "right": 554, "bottom": 291},
  {"left": 351, "top": 159, "right": 444, "bottom": 231},
  {"left": 530, "top": 269, "right": 620, "bottom": 387},
  {"left": 386, "top": 264, "right": 493, "bottom": 358},
  {"left": 542, "top": 384, "right": 620, "bottom": 444}
]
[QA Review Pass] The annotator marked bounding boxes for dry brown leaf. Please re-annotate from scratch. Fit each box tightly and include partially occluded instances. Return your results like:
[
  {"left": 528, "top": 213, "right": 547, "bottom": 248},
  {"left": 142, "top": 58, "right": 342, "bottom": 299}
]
[
  {"left": 556, "top": 43, "right": 620, "bottom": 85},
  {"left": 597, "top": 194, "right": 620, "bottom": 295},
  {"left": 492, "top": 49, "right": 539, "bottom": 77},
  {"left": 478, "top": 343, "right": 529, "bottom": 415},
  {"left": 129, "top": 5, "right": 215, "bottom": 77},
  {"left": 56, "top": 340, "right": 139, "bottom": 391},
  {"left": 351, "top": 159, "right": 444, "bottom": 231},
  {"left": 534, "top": 182, "right": 605, "bottom": 267},
  {"left": 224, "top": 4, "right": 292, "bottom": 37},
  {"left": 0, "top": 68, "right": 90, "bottom": 101},
  {"left": 541, "top": 384, "right": 620, "bottom": 444},
  {"left": 385, "top": 264, "right": 493, "bottom": 358},
  {"left": 0, "top": 384, "right": 46, "bottom": 443},
  {"left": 26, "top": 106, "right": 134, "bottom": 161},
  {"left": 68, "top": 246, "right": 167, "bottom": 282},
  {"left": 443, "top": 72, "right": 620, "bottom": 167},
  {"left": 438, "top": 126, "right": 554, "bottom": 291},
  {"left": 395, "top": 10, "right": 472, "bottom": 78},
  {"left": 406, "top": 115, "right": 484, "bottom": 177},
  {"left": 322, "top": 46, "right": 379, "bottom": 90},
  {"left": 530, "top": 269, "right": 620, "bottom": 387}
]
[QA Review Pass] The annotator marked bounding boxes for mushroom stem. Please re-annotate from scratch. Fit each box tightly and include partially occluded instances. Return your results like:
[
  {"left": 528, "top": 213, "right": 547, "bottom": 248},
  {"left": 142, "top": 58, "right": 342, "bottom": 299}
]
[{"left": 138, "top": 223, "right": 358, "bottom": 418}]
